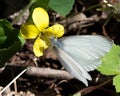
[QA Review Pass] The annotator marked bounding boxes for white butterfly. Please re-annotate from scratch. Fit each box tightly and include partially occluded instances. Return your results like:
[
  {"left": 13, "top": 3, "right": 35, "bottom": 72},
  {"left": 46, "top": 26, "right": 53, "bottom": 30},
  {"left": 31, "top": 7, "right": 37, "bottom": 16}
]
[{"left": 51, "top": 35, "right": 113, "bottom": 86}]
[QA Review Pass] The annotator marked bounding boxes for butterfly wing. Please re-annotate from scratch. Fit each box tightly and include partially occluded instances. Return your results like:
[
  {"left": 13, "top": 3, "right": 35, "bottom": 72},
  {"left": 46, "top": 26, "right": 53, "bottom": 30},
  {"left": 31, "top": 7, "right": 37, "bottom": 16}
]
[
  {"left": 54, "top": 46, "right": 92, "bottom": 86},
  {"left": 53, "top": 35, "right": 113, "bottom": 85}
]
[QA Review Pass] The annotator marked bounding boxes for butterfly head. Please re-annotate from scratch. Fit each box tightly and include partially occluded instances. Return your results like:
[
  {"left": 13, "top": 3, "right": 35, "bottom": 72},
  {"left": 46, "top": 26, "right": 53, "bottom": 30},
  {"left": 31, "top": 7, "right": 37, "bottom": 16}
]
[{"left": 50, "top": 37, "right": 63, "bottom": 48}]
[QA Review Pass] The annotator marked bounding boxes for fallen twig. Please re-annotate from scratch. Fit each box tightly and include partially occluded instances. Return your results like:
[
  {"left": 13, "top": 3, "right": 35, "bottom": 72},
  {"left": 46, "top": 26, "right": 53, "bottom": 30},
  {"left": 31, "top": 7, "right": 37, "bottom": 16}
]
[
  {"left": 74, "top": 78, "right": 113, "bottom": 95},
  {"left": 26, "top": 66, "right": 73, "bottom": 80},
  {"left": 0, "top": 65, "right": 73, "bottom": 80},
  {"left": 0, "top": 65, "right": 73, "bottom": 94}
]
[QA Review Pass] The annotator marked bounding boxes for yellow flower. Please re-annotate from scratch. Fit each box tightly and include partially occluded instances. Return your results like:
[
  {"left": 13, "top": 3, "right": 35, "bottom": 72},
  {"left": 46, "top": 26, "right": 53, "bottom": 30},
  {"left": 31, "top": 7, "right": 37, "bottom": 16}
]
[{"left": 20, "top": 7, "right": 64, "bottom": 57}]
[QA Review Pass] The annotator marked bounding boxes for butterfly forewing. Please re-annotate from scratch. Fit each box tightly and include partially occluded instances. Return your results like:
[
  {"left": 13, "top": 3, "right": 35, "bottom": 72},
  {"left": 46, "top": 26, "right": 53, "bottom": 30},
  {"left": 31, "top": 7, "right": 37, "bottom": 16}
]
[
  {"left": 58, "top": 35, "right": 113, "bottom": 71},
  {"left": 53, "top": 35, "right": 113, "bottom": 85}
]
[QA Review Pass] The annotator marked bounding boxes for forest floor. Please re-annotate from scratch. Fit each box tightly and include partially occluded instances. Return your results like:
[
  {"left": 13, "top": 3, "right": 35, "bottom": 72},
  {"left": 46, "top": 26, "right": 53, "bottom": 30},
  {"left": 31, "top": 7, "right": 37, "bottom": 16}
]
[{"left": 0, "top": 0, "right": 120, "bottom": 96}]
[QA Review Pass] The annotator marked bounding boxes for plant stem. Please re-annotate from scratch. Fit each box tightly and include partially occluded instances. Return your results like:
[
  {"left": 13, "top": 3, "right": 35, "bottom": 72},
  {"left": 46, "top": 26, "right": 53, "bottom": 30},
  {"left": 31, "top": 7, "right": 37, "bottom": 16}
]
[{"left": 0, "top": 69, "right": 27, "bottom": 94}]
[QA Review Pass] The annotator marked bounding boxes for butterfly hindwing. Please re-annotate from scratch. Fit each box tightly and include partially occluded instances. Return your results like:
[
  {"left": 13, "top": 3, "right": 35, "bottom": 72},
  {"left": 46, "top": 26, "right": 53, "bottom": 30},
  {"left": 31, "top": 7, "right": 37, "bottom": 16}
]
[{"left": 54, "top": 46, "right": 92, "bottom": 86}]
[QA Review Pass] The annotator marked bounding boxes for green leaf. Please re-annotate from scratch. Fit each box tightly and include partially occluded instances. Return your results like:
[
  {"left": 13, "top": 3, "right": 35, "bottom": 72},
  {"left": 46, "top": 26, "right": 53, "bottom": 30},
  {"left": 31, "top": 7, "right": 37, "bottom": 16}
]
[
  {"left": 0, "top": 37, "right": 25, "bottom": 67},
  {"left": 97, "top": 44, "right": 120, "bottom": 93},
  {"left": 0, "top": 19, "right": 25, "bottom": 67},
  {"left": 31, "top": 0, "right": 49, "bottom": 10},
  {"left": 0, "top": 28, "right": 7, "bottom": 45},
  {"left": 73, "top": 93, "right": 81, "bottom": 96},
  {"left": 97, "top": 44, "right": 120, "bottom": 75},
  {"left": 49, "top": 0, "right": 75, "bottom": 17},
  {"left": 0, "top": 19, "right": 14, "bottom": 45},
  {"left": 0, "top": 19, "right": 18, "bottom": 49},
  {"left": 113, "top": 74, "right": 120, "bottom": 92}
]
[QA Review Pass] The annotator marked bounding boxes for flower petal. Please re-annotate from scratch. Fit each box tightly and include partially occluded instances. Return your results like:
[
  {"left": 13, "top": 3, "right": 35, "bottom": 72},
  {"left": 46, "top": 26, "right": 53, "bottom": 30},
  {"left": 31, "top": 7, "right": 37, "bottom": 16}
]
[
  {"left": 32, "top": 7, "right": 49, "bottom": 31},
  {"left": 33, "top": 37, "right": 49, "bottom": 57},
  {"left": 20, "top": 23, "right": 39, "bottom": 39},
  {"left": 43, "top": 24, "right": 64, "bottom": 38}
]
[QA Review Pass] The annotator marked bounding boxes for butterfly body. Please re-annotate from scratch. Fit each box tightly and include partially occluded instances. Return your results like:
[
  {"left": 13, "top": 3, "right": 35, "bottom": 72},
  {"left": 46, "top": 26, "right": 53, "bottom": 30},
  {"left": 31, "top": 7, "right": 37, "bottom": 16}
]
[{"left": 52, "top": 35, "right": 113, "bottom": 86}]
